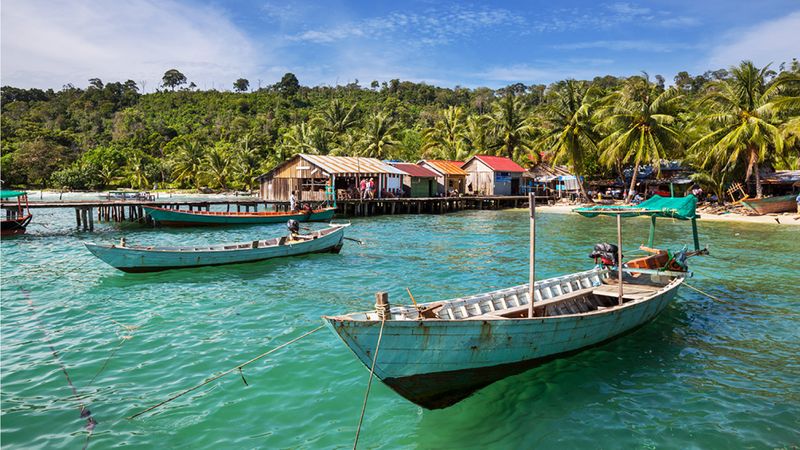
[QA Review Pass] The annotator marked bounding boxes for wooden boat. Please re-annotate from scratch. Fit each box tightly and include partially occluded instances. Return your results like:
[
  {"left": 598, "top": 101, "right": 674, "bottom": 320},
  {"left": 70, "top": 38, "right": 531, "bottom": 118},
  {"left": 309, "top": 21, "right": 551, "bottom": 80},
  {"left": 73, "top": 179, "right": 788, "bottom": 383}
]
[
  {"left": 85, "top": 224, "right": 348, "bottom": 273},
  {"left": 741, "top": 194, "right": 796, "bottom": 215},
  {"left": 142, "top": 205, "right": 336, "bottom": 226},
  {"left": 324, "top": 194, "right": 704, "bottom": 409},
  {"left": 1, "top": 190, "right": 33, "bottom": 236}
]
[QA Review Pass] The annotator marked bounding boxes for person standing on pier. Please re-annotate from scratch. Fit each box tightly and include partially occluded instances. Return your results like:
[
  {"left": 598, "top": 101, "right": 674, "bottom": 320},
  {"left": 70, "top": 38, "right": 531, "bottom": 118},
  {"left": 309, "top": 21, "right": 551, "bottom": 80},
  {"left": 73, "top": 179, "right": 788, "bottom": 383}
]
[
  {"left": 367, "top": 178, "right": 375, "bottom": 199},
  {"left": 360, "top": 179, "right": 367, "bottom": 199},
  {"left": 290, "top": 191, "right": 297, "bottom": 211}
]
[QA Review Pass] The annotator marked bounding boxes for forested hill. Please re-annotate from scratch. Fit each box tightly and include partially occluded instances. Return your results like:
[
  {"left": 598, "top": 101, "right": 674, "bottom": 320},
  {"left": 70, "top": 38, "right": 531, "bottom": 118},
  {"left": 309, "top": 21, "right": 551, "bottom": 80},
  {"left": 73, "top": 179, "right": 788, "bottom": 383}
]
[{"left": 1, "top": 61, "right": 799, "bottom": 199}]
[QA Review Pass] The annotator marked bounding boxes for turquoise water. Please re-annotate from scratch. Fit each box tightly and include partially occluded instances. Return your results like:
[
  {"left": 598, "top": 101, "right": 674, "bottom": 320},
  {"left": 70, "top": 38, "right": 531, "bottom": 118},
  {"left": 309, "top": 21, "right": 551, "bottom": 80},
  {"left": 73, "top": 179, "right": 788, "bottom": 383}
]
[{"left": 1, "top": 205, "right": 798, "bottom": 449}]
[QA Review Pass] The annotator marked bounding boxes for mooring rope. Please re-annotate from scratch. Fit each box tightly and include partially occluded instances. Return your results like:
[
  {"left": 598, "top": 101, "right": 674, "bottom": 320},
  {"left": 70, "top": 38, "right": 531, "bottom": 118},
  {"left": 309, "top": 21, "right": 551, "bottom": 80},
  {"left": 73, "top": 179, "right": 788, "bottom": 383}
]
[
  {"left": 353, "top": 319, "right": 386, "bottom": 450},
  {"left": 684, "top": 283, "right": 728, "bottom": 304},
  {"left": 21, "top": 289, "right": 97, "bottom": 449},
  {"left": 127, "top": 325, "right": 325, "bottom": 420}
]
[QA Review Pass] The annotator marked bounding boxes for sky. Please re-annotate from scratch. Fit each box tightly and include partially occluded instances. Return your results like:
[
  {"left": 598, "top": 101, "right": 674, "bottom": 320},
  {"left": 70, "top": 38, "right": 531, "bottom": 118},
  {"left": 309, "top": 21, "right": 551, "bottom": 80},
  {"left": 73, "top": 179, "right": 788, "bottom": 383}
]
[{"left": 1, "top": 0, "right": 799, "bottom": 91}]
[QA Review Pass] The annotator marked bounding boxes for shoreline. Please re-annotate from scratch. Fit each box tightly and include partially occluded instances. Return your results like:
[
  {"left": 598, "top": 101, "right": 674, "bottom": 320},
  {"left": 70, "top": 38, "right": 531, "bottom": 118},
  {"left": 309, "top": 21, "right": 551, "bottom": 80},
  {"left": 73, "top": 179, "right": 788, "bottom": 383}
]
[{"left": 533, "top": 203, "right": 800, "bottom": 226}]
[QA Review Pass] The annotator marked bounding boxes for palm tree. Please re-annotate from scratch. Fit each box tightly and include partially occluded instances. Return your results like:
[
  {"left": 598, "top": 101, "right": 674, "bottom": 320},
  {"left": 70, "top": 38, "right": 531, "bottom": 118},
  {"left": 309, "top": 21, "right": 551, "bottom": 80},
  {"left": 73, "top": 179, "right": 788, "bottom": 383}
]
[
  {"left": 465, "top": 114, "right": 493, "bottom": 155},
  {"left": 98, "top": 163, "right": 119, "bottom": 188},
  {"left": 422, "top": 106, "right": 469, "bottom": 160},
  {"left": 596, "top": 74, "right": 684, "bottom": 203},
  {"left": 126, "top": 153, "right": 150, "bottom": 189},
  {"left": 689, "top": 61, "right": 799, "bottom": 197},
  {"left": 233, "top": 134, "right": 261, "bottom": 191},
  {"left": 172, "top": 140, "right": 204, "bottom": 189},
  {"left": 361, "top": 112, "right": 398, "bottom": 159},
  {"left": 281, "top": 120, "right": 331, "bottom": 156},
  {"left": 203, "top": 144, "right": 231, "bottom": 190},
  {"left": 533, "top": 80, "right": 599, "bottom": 201},
  {"left": 321, "top": 99, "right": 359, "bottom": 137},
  {"left": 490, "top": 94, "right": 535, "bottom": 161}
]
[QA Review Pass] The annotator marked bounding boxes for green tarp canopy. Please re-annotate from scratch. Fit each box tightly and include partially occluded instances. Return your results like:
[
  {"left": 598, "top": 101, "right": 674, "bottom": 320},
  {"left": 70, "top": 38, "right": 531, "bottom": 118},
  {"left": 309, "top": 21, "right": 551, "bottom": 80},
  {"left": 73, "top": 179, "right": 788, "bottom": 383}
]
[
  {"left": 0, "top": 190, "right": 27, "bottom": 199},
  {"left": 574, "top": 195, "right": 698, "bottom": 220}
]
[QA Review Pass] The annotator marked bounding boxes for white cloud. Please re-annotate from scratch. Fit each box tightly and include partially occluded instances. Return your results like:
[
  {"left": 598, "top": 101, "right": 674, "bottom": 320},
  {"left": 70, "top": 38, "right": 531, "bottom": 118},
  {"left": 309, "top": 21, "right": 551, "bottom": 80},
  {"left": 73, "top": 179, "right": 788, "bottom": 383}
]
[
  {"left": 1, "top": 0, "right": 259, "bottom": 90},
  {"left": 479, "top": 64, "right": 604, "bottom": 84},
  {"left": 553, "top": 40, "right": 697, "bottom": 52},
  {"left": 708, "top": 11, "right": 800, "bottom": 68}
]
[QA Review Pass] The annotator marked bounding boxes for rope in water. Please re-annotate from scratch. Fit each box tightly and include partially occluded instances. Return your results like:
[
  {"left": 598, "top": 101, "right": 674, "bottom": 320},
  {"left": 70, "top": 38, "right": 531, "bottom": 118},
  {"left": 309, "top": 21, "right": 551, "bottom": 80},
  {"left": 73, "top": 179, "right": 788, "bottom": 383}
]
[
  {"left": 684, "top": 283, "right": 728, "bottom": 303},
  {"left": 353, "top": 319, "right": 386, "bottom": 450},
  {"left": 21, "top": 289, "right": 97, "bottom": 450},
  {"left": 127, "top": 325, "right": 325, "bottom": 420}
]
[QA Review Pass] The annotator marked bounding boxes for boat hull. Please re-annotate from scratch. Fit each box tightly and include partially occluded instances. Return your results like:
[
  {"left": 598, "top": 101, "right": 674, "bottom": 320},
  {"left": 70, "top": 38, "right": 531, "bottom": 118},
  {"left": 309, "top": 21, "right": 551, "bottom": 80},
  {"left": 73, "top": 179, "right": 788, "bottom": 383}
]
[
  {"left": 1, "top": 215, "right": 32, "bottom": 236},
  {"left": 85, "top": 226, "right": 346, "bottom": 272},
  {"left": 741, "top": 195, "right": 796, "bottom": 215},
  {"left": 325, "top": 278, "right": 681, "bottom": 409},
  {"left": 143, "top": 206, "right": 336, "bottom": 226}
]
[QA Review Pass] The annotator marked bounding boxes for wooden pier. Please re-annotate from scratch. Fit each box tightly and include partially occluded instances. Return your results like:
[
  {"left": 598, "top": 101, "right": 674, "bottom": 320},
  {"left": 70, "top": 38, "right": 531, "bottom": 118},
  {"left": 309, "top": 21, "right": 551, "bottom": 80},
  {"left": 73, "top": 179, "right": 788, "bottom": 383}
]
[{"left": 1, "top": 196, "right": 546, "bottom": 231}]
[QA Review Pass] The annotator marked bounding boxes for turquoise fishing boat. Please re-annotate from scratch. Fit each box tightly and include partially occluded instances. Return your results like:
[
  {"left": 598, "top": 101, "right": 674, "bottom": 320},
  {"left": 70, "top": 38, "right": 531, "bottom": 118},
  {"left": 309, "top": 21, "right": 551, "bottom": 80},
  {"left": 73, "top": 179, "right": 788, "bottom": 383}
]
[
  {"left": 143, "top": 206, "right": 336, "bottom": 226},
  {"left": 1, "top": 190, "right": 32, "bottom": 236},
  {"left": 85, "top": 224, "right": 348, "bottom": 273},
  {"left": 324, "top": 195, "right": 703, "bottom": 409}
]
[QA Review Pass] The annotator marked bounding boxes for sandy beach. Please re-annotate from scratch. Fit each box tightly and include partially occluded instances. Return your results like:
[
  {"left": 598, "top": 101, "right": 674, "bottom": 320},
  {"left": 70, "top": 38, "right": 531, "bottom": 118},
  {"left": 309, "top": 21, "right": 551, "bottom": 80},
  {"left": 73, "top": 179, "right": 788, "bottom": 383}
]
[{"left": 535, "top": 203, "right": 800, "bottom": 226}]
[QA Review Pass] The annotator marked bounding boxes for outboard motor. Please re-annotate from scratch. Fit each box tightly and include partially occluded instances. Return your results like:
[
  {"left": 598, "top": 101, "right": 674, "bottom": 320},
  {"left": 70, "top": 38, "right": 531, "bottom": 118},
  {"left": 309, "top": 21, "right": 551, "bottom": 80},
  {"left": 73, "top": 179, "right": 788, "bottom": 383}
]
[
  {"left": 589, "top": 242, "right": 621, "bottom": 266},
  {"left": 286, "top": 219, "right": 300, "bottom": 235}
]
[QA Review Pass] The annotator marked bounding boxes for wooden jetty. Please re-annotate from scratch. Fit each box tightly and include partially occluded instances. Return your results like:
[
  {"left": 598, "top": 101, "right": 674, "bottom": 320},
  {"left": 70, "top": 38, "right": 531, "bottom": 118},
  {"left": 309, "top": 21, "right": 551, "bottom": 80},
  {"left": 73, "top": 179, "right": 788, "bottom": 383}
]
[{"left": 0, "top": 195, "right": 545, "bottom": 231}]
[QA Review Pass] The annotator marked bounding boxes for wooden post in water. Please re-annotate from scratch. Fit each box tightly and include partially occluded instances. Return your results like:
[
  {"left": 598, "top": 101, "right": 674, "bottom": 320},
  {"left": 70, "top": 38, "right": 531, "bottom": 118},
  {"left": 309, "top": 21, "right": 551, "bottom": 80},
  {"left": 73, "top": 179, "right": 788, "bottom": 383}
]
[
  {"left": 528, "top": 192, "right": 536, "bottom": 318},
  {"left": 616, "top": 214, "right": 623, "bottom": 306}
]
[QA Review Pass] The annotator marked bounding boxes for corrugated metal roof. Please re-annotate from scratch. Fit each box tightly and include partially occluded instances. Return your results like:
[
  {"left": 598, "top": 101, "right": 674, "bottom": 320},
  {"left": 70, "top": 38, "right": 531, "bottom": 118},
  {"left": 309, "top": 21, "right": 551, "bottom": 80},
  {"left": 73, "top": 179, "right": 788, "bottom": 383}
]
[
  {"left": 390, "top": 163, "right": 438, "bottom": 178},
  {"left": 300, "top": 154, "right": 405, "bottom": 175},
  {"left": 468, "top": 155, "right": 525, "bottom": 172},
  {"left": 421, "top": 160, "right": 468, "bottom": 176}
]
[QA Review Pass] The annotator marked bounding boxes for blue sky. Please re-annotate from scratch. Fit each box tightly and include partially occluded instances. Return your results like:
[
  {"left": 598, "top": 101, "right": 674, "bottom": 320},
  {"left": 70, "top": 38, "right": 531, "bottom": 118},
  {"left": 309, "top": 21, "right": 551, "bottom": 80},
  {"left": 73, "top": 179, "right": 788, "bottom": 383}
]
[{"left": 2, "top": 0, "right": 798, "bottom": 90}]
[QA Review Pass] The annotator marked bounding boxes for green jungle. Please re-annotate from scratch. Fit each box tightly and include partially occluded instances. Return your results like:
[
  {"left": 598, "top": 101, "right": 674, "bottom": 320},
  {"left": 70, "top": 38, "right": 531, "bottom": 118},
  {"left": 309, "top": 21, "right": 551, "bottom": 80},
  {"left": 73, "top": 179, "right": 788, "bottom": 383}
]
[{"left": 2, "top": 60, "right": 799, "bottom": 200}]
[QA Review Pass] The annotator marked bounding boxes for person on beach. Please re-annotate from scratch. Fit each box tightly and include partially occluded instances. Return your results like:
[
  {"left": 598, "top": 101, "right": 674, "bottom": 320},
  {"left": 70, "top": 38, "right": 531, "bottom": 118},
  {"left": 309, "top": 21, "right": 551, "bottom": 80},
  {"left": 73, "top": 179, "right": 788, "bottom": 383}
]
[
  {"left": 796, "top": 192, "right": 800, "bottom": 214},
  {"left": 289, "top": 191, "right": 297, "bottom": 211}
]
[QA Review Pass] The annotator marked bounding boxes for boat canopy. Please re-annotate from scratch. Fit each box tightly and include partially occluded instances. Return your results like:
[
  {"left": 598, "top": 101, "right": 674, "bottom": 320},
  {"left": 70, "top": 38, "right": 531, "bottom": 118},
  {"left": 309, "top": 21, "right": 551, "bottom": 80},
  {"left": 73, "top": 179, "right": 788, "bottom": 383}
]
[
  {"left": 0, "top": 190, "right": 27, "bottom": 199},
  {"left": 574, "top": 195, "right": 697, "bottom": 220}
]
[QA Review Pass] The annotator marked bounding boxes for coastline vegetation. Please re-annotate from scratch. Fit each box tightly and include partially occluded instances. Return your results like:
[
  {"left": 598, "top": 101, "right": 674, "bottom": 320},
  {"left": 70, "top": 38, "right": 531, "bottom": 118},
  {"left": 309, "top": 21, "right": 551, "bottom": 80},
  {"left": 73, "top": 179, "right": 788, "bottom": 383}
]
[{"left": 1, "top": 60, "right": 798, "bottom": 200}]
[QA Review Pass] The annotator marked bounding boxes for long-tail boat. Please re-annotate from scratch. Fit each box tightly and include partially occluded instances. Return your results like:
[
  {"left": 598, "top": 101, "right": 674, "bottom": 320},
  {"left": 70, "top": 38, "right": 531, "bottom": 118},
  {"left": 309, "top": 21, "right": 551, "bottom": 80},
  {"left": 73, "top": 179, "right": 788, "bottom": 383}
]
[
  {"left": 741, "top": 194, "right": 796, "bottom": 215},
  {"left": 324, "top": 195, "right": 704, "bottom": 409},
  {"left": 85, "top": 224, "right": 348, "bottom": 273},
  {"left": 142, "top": 205, "right": 336, "bottom": 226},
  {"left": 1, "top": 190, "right": 33, "bottom": 236}
]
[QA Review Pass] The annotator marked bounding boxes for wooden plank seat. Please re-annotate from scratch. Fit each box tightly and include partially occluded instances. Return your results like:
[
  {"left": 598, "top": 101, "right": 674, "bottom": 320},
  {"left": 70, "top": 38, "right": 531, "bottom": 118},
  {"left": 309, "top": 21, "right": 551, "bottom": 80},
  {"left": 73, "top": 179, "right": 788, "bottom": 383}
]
[
  {"left": 592, "top": 283, "right": 661, "bottom": 300},
  {"left": 492, "top": 287, "right": 597, "bottom": 318}
]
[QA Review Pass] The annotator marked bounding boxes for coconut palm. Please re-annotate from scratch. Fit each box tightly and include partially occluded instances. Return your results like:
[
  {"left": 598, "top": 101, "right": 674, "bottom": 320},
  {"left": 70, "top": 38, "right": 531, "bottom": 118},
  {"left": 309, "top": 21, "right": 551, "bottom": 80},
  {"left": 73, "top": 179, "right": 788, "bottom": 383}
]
[
  {"left": 233, "top": 134, "right": 262, "bottom": 190},
  {"left": 361, "top": 112, "right": 398, "bottom": 159},
  {"left": 203, "top": 144, "right": 231, "bottom": 190},
  {"left": 490, "top": 94, "right": 535, "bottom": 161},
  {"left": 321, "top": 99, "right": 359, "bottom": 137},
  {"left": 422, "top": 106, "right": 469, "bottom": 160},
  {"left": 281, "top": 120, "right": 331, "bottom": 156},
  {"left": 596, "top": 74, "right": 684, "bottom": 203},
  {"left": 534, "top": 80, "right": 599, "bottom": 201},
  {"left": 125, "top": 153, "right": 150, "bottom": 189},
  {"left": 689, "top": 61, "right": 800, "bottom": 197},
  {"left": 465, "top": 114, "right": 493, "bottom": 154},
  {"left": 172, "top": 140, "right": 204, "bottom": 189}
]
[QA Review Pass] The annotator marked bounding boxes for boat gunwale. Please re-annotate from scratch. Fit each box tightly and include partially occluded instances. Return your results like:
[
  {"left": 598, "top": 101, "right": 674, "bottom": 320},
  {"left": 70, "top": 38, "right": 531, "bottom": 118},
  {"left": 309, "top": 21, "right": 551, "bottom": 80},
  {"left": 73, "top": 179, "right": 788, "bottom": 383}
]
[
  {"left": 323, "top": 270, "right": 685, "bottom": 323},
  {"left": 84, "top": 224, "right": 349, "bottom": 254}
]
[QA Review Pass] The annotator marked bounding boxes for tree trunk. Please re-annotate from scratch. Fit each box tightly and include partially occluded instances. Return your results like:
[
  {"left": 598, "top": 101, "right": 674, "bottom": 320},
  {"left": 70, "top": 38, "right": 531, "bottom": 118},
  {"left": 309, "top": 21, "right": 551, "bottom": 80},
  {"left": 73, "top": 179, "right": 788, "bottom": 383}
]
[
  {"left": 754, "top": 160, "right": 762, "bottom": 198},
  {"left": 576, "top": 174, "right": 593, "bottom": 203},
  {"left": 626, "top": 164, "right": 640, "bottom": 204}
]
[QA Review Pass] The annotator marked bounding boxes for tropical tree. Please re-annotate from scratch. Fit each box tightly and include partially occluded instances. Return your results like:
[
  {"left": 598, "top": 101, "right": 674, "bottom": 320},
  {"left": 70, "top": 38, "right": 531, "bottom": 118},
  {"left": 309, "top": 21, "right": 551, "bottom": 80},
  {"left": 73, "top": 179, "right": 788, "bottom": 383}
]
[
  {"left": 126, "top": 152, "right": 150, "bottom": 189},
  {"left": 689, "top": 61, "right": 799, "bottom": 197},
  {"left": 422, "top": 106, "right": 469, "bottom": 160},
  {"left": 534, "top": 80, "right": 600, "bottom": 201},
  {"left": 281, "top": 121, "right": 331, "bottom": 156},
  {"left": 321, "top": 99, "right": 359, "bottom": 137},
  {"left": 203, "top": 144, "right": 231, "bottom": 189},
  {"left": 233, "top": 78, "right": 250, "bottom": 92},
  {"left": 464, "top": 114, "right": 493, "bottom": 155},
  {"left": 233, "top": 134, "right": 262, "bottom": 190},
  {"left": 490, "top": 94, "right": 535, "bottom": 161},
  {"left": 172, "top": 140, "right": 204, "bottom": 188},
  {"left": 361, "top": 112, "right": 398, "bottom": 159},
  {"left": 162, "top": 69, "right": 187, "bottom": 91},
  {"left": 596, "top": 74, "right": 684, "bottom": 202}
]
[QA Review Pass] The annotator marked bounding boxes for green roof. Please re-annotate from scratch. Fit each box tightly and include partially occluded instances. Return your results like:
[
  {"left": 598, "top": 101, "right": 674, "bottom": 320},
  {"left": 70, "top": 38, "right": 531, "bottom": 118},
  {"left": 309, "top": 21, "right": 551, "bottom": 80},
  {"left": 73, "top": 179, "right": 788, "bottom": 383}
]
[
  {"left": 574, "top": 195, "right": 698, "bottom": 220},
  {"left": 0, "top": 190, "right": 27, "bottom": 199}
]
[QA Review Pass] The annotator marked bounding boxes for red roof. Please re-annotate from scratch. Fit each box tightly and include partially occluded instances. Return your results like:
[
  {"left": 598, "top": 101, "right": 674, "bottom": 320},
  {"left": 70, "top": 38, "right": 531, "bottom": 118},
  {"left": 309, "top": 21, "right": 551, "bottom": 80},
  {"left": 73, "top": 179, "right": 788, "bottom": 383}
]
[
  {"left": 391, "top": 163, "right": 438, "bottom": 178},
  {"left": 468, "top": 155, "right": 525, "bottom": 172}
]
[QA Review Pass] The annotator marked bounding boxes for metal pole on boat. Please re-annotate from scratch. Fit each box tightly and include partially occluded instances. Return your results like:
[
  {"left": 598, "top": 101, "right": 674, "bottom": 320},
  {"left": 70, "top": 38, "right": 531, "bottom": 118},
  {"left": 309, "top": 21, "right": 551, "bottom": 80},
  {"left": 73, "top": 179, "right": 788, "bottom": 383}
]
[
  {"left": 528, "top": 192, "right": 536, "bottom": 318},
  {"left": 616, "top": 214, "right": 623, "bottom": 306}
]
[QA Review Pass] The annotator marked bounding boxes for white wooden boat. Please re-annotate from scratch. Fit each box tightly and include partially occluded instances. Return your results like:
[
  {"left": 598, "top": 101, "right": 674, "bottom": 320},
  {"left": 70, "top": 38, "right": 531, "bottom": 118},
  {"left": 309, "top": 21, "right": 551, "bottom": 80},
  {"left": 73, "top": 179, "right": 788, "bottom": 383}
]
[
  {"left": 324, "top": 267, "right": 685, "bottom": 409},
  {"left": 324, "top": 194, "right": 703, "bottom": 409},
  {"left": 85, "top": 224, "right": 348, "bottom": 273}
]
